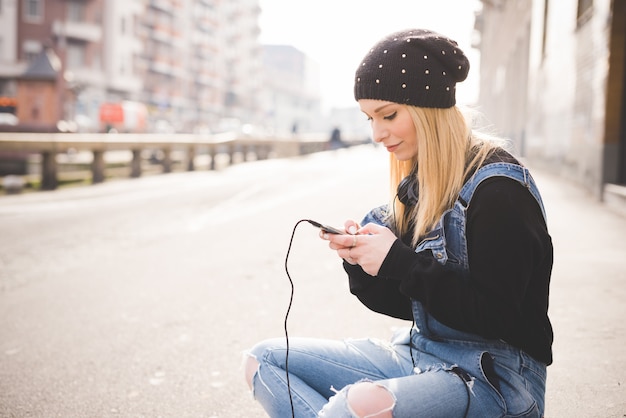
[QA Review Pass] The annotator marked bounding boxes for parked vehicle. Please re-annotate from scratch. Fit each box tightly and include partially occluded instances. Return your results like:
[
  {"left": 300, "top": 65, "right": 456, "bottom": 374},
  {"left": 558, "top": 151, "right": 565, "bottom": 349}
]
[{"left": 99, "top": 101, "right": 147, "bottom": 133}]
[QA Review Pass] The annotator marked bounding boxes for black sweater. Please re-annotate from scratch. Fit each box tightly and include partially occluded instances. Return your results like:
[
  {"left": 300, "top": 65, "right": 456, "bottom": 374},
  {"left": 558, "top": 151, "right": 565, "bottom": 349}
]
[{"left": 345, "top": 163, "right": 554, "bottom": 365}]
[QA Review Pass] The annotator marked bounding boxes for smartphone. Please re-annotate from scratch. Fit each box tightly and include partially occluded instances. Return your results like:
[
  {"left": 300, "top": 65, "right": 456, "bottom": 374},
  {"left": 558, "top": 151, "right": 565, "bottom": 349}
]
[{"left": 307, "top": 220, "right": 345, "bottom": 235}]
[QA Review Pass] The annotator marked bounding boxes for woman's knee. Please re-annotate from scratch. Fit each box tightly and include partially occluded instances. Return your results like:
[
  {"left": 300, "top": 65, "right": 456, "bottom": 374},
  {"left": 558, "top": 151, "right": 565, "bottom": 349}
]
[
  {"left": 244, "top": 354, "right": 260, "bottom": 390},
  {"left": 346, "top": 381, "right": 395, "bottom": 418},
  {"left": 243, "top": 338, "right": 287, "bottom": 390}
]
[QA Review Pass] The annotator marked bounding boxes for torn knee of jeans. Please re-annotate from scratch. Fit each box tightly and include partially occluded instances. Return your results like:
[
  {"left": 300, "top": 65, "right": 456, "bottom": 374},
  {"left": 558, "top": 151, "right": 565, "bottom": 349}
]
[
  {"left": 346, "top": 380, "right": 396, "bottom": 418},
  {"left": 242, "top": 352, "right": 263, "bottom": 395},
  {"left": 321, "top": 379, "right": 396, "bottom": 418}
]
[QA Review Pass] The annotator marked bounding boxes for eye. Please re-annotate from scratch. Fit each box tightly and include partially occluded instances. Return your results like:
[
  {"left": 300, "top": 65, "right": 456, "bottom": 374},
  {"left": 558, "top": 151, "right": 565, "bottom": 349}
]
[{"left": 383, "top": 111, "right": 398, "bottom": 121}]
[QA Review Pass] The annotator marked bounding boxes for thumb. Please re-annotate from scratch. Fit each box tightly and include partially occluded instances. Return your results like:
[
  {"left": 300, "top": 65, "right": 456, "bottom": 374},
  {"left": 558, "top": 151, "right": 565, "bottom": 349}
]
[
  {"left": 357, "top": 223, "right": 385, "bottom": 235},
  {"left": 344, "top": 220, "right": 360, "bottom": 235}
]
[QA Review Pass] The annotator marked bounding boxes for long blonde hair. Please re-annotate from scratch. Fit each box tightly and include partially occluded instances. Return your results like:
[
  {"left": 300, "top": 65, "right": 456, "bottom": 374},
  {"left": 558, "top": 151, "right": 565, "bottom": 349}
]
[{"left": 389, "top": 105, "right": 503, "bottom": 246}]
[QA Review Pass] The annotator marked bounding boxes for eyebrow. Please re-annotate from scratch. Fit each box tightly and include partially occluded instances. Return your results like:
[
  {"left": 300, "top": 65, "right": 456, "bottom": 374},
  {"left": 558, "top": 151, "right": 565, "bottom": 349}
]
[
  {"left": 374, "top": 103, "right": 395, "bottom": 113},
  {"left": 360, "top": 102, "right": 396, "bottom": 117}
]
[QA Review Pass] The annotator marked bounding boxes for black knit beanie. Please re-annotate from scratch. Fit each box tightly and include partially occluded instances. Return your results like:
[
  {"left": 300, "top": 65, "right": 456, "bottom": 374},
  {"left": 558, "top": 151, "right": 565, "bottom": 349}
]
[{"left": 354, "top": 29, "right": 470, "bottom": 108}]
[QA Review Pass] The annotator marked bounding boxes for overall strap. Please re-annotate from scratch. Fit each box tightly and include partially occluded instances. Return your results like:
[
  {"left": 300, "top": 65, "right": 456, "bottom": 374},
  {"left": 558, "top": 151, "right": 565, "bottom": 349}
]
[{"left": 458, "top": 162, "right": 547, "bottom": 222}]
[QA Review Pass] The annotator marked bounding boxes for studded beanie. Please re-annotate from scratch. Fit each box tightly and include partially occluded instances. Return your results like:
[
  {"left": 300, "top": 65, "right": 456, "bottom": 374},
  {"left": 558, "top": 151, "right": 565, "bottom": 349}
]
[{"left": 354, "top": 29, "right": 470, "bottom": 108}]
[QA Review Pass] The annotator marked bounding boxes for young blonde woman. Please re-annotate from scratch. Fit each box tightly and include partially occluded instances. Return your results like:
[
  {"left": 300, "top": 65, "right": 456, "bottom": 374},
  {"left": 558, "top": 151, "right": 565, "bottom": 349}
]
[{"left": 244, "top": 29, "right": 553, "bottom": 418}]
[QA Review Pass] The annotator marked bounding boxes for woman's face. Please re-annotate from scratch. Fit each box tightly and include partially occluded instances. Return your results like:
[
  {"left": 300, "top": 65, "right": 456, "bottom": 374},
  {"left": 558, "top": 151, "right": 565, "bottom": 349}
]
[{"left": 359, "top": 99, "right": 418, "bottom": 161}]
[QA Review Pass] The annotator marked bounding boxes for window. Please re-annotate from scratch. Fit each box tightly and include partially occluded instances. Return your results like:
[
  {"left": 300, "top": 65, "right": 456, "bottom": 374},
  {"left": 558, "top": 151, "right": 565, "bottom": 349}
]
[
  {"left": 66, "top": 42, "right": 85, "bottom": 69},
  {"left": 22, "top": 39, "right": 41, "bottom": 62},
  {"left": 23, "top": 0, "right": 43, "bottom": 22},
  {"left": 67, "top": 1, "right": 85, "bottom": 22}
]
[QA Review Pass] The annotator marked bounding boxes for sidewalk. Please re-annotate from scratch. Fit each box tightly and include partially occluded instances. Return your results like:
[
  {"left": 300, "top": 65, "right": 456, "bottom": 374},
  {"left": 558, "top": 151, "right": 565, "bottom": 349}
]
[
  {"left": 240, "top": 146, "right": 626, "bottom": 417},
  {"left": 529, "top": 165, "right": 626, "bottom": 417},
  {"left": 0, "top": 144, "right": 624, "bottom": 417}
]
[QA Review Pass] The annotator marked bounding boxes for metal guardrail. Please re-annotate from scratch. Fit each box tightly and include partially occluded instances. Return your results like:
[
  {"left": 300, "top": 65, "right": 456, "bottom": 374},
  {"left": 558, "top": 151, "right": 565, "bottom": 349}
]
[{"left": 0, "top": 132, "right": 337, "bottom": 191}]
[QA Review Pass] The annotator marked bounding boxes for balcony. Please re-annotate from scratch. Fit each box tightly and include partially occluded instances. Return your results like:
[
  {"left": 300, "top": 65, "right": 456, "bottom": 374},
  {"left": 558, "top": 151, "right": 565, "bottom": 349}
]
[
  {"left": 0, "top": 62, "right": 28, "bottom": 78},
  {"left": 52, "top": 20, "right": 102, "bottom": 43},
  {"left": 64, "top": 67, "right": 106, "bottom": 88},
  {"left": 150, "top": 0, "right": 175, "bottom": 15},
  {"left": 150, "top": 60, "right": 176, "bottom": 76},
  {"left": 108, "top": 75, "right": 143, "bottom": 94}
]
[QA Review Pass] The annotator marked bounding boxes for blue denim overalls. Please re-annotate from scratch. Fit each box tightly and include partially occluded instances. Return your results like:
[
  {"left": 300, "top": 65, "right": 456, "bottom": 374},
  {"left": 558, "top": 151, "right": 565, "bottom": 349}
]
[{"left": 360, "top": 162, "right": 548, "bottom": 417}]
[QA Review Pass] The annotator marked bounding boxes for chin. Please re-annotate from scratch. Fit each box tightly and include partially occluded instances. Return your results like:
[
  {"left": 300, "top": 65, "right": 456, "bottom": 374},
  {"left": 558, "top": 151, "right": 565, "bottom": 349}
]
[{"left": 394, "top": 153, "right": 413, "bottom": 161}]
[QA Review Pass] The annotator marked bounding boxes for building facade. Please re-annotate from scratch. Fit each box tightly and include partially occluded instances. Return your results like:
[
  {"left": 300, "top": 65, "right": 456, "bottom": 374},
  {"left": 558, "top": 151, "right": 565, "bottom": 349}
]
[
  {"left": 0, "top": 0, "right": 272, "bottom": 133},
  {"left": 0, "top": 0, "right": 20, "bottom": 102},
  {"left": 476, "top": 0, "right": 626, "bottom": 199},
  {"left": 261, "top": 44, "right": 321, "bottom": 135}
]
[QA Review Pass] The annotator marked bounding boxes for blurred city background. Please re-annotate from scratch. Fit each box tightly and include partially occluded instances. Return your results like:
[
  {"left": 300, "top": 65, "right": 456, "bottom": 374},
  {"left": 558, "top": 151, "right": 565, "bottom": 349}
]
[{"left": 0, "top": 0, "right": 624, "bottom": 209}]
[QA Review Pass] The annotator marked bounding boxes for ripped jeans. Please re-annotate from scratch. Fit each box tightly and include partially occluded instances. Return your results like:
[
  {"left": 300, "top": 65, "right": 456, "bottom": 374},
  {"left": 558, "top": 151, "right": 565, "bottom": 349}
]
[{"left": 246, "top": 322, "right": 546, "bottom": 417}]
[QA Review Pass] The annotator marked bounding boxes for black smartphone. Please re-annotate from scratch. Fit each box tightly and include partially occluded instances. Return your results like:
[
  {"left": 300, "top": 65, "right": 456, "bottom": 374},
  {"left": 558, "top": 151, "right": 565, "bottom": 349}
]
[{"left": 307, "top": 220, "right": 345, "bottom": 235}]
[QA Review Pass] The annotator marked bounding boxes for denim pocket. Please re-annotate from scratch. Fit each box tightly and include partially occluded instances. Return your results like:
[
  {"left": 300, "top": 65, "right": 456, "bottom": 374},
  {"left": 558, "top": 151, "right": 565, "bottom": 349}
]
[{"left": 482, "top": 351, "right": 542, "bottom": 418}]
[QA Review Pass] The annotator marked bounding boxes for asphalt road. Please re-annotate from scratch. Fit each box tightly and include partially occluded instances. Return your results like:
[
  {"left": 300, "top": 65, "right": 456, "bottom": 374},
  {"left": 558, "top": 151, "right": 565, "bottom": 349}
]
[{"left": 0, "top": 145, "right": 625, "bottom": 417}]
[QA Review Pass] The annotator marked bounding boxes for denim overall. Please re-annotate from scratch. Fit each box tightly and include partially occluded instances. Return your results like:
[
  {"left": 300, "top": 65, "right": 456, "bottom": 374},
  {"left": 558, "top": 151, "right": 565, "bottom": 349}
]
[
  {"left": 248, "top": 163, "right": 548, "bottom": 417},
  {"left": 360, "top": 162, "right": 548, "bottom": 417}
]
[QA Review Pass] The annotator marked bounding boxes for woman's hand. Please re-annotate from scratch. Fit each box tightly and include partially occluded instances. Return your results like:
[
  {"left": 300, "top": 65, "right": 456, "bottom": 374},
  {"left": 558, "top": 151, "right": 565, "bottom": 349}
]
[{"left": 320, "top": 221, "right": 398, "bottom": 277}]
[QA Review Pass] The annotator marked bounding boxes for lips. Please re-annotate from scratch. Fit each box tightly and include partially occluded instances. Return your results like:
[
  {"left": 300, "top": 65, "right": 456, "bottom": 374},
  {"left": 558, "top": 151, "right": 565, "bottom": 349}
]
[{"left": 385, "top": 143, "right": 400, "bottom": 153}]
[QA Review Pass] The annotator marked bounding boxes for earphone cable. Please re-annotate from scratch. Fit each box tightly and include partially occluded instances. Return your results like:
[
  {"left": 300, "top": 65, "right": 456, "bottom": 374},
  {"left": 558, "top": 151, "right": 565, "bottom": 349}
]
[{"left": 283, "top": 219, "right": 309, "bottom": 418}]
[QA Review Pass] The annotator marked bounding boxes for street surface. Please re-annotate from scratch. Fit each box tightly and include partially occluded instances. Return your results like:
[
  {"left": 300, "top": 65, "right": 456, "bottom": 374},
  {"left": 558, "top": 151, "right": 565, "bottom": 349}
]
[{"left": 0, "top": 145, "right": 625, "bottom": 417}]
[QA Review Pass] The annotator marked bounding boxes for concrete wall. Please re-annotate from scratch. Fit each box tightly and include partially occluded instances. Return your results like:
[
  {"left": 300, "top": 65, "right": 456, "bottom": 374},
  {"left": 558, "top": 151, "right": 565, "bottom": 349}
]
[
  {"left": 477, "top": 0, "right": 533, "bottom": 155},
  {"left": 477, "top": 0, "right": 620, "bottom": 198}
]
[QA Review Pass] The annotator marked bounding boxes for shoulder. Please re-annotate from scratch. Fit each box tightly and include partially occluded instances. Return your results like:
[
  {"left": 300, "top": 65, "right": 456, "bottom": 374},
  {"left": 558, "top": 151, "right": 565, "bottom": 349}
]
[
  {"left": 474, "top": 175, "right": 530, "bottom": 204},
  {"left": 470, "top": 175, "right": 545, "bottom": 228},
  {"left": 473, "top": 148, "right": 537, "bottom": 210},
  {"left": 483, "top": 147, "right": 520, "bottom": 165}
]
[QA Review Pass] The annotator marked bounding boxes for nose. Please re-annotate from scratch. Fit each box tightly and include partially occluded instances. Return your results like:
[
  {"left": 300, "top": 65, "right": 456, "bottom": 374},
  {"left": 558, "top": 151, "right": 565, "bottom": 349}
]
[{"left": 371, "top": 121, "right": 388, "bottom": 143}]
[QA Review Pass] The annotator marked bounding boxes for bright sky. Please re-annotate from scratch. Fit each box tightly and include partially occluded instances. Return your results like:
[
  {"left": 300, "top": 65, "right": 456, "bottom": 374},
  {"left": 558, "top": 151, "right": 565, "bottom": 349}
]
[{"left": 259, "top": 0, "right": 482, "bottom": 110}]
